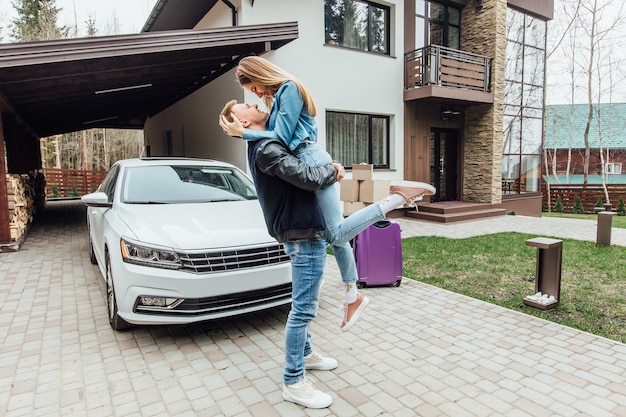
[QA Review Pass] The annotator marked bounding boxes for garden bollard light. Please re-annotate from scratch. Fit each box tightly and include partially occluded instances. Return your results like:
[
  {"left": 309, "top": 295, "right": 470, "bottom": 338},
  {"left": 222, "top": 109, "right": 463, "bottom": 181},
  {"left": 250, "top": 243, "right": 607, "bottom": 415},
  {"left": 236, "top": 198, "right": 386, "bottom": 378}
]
[
  {"left": 524, "top": 237, "right": 562, "bottom": 310},
  {"left": 596, "top": 211, "right": 616, "bottom": 247}
]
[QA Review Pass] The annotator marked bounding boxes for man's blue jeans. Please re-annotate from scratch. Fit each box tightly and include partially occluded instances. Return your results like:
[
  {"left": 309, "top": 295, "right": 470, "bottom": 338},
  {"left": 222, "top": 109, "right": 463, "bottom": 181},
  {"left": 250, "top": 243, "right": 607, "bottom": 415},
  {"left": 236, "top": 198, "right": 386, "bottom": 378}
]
[
  {"left": 294, "top": 142, "right": 385, "bottom": 286},
  {"left": 282, "top": 236, "right": 327, "bottom": 385}
]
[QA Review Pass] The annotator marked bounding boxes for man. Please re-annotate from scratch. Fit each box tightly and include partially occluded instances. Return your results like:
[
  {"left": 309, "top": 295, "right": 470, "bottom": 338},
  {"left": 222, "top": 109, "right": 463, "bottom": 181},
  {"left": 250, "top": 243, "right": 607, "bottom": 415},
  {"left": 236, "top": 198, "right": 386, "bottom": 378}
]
[
  {"left": 221, "top": 100, "right": 341, "bottom": 409},
  {"left": 220, "top": 100, "right": 434, "bottom": 409}
]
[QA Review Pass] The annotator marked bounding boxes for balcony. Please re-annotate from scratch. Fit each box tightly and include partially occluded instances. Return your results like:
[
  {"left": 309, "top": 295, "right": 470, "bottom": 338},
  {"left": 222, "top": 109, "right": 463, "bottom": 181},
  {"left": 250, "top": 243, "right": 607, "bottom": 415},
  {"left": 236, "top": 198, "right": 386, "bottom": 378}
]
[{"left": 404, "top": 45, "right": 494, "bottom": 105}]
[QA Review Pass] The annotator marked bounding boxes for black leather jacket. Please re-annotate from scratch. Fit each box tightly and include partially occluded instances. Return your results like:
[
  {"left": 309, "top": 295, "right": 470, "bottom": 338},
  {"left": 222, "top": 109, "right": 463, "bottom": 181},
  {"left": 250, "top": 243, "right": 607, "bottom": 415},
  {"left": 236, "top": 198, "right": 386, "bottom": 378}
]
[{"left": 247, "top": 139, "right": 337, "bottom": 242}]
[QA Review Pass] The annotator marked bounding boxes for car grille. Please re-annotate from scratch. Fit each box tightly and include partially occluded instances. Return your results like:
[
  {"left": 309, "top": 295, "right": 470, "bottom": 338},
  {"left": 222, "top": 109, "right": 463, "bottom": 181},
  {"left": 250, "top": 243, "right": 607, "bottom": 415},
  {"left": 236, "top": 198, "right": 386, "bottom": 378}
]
[
  {"left": 177, "top": 243, "right": 290, "bottom": 273},
  {"left": 136, "top": 283, "right": 293, "bottom": 316}
]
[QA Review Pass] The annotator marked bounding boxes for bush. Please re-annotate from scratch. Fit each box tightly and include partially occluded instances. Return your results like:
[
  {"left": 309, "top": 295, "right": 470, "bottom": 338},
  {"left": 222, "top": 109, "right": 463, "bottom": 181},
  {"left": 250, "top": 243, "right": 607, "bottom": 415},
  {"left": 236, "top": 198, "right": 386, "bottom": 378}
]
[
  {"left": 618, "top": 198, "right": 626, "bottom": 216},
  {"left": 70, "top": 184, "right": 79, "bottom": 197},
  {"left": 573, "top": 195, "right": 584, "bottom": 214},
  {"left": 50, "top": 184, "right": 60, "bottom": 198},
  {"left": 554, "top": 195, "right": 564, "bottom": 213},
  {"left": 594, "top": 196, "right": 603, "bottom": 208}
]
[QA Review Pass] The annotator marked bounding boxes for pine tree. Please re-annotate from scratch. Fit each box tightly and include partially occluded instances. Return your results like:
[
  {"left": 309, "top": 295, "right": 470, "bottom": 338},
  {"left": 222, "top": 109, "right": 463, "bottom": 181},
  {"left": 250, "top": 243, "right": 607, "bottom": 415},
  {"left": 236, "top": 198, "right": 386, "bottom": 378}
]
[
  {"left": 617, "top": 197, "right": 626, "bottom": 216},
  {"left": 11, "top": 0, "right": 67, "bottom": 42},
  {"left": 555, "top": 195, "right": 564, "bottom": 213},
  {"left": 573, "top": 195, "right": 584, "bottom": 214}
]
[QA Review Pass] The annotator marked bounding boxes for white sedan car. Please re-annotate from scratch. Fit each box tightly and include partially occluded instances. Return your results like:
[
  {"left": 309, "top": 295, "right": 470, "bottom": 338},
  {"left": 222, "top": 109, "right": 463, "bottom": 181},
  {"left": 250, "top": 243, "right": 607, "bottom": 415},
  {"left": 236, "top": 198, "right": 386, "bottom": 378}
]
[{"left": 81, "top": 158, "right": 292, "bottom": 330}]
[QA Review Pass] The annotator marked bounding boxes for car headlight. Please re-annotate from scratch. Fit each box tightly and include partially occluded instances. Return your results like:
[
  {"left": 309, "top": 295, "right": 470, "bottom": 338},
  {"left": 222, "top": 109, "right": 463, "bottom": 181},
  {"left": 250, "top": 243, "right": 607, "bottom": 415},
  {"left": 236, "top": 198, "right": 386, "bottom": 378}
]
[{"left": 120, "top": 238, "right": 181, "bottom": 269}]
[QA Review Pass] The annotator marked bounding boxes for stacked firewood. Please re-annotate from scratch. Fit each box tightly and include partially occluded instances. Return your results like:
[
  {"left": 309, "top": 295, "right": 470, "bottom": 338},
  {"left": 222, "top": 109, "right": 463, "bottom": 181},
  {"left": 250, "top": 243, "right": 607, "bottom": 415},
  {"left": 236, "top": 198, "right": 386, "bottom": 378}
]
[{"left": 5, "top": 171, "right": 46, "bottom": 240}]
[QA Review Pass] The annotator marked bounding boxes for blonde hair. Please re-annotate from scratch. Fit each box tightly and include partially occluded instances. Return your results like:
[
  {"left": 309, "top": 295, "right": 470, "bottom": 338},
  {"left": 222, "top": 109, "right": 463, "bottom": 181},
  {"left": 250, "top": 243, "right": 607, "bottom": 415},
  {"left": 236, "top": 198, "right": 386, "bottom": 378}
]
[{"left": 235, "top": 56, "right": 317, "bottom": 117}]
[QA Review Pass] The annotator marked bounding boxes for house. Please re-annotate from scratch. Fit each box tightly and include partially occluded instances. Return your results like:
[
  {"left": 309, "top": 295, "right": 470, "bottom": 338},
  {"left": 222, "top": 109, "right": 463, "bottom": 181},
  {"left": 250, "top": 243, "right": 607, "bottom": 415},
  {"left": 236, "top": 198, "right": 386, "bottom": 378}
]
[
  {"left": 0, "top": 0, "right": 554, "bottom": 247},
  {"left": 141, "top": 0, "right": 553, "bottom": 219},
  {"left": 544, "top": 103, "right": 626, "bottom": 185}
]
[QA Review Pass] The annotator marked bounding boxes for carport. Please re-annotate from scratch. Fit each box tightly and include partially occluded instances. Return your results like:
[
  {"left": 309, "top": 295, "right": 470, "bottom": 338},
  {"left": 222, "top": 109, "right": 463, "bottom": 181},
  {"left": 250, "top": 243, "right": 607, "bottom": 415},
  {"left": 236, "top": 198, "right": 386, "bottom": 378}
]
[{"left": 0, "top": 21, "right": 298, "bottom": 247}]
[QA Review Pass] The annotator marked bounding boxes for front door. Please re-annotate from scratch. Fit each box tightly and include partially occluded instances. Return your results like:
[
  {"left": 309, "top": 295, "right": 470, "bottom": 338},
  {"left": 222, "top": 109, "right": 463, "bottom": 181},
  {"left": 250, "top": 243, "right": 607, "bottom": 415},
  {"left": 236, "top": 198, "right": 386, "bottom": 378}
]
[{"left": 430, "top": 128, "right": 458, "bottom": 201}]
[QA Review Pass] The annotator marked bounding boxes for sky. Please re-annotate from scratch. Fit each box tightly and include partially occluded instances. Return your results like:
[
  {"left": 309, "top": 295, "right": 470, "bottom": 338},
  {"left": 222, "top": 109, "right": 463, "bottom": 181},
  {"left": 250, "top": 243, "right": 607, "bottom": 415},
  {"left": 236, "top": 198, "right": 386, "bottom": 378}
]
[{"left": 0, "top": 0, "right": 159, "bottom": 39}]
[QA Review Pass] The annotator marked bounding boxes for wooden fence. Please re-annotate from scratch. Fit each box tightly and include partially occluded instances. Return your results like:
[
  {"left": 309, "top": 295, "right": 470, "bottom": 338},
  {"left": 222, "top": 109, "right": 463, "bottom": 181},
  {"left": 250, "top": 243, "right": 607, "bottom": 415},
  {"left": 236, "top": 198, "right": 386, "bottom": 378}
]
[
  {"left": 542, "top": 183, "right": 626, "bottom": 213},
  {"left": 43, "top": 168, "right": 107, "bottom": 198}
]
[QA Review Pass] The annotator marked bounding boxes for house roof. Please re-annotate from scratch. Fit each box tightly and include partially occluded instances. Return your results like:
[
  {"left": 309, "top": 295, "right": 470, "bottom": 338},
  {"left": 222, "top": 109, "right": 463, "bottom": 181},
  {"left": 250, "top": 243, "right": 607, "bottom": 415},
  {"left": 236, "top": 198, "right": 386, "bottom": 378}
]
[
  {"left": 142, "top": 0, "right": 220, "bottom": 32},
  {"left": 0, "top": 22, "right": 298, "bottom": 137},
  {"left": 545, "top": 103, "right": 626, "bottom": 149}
]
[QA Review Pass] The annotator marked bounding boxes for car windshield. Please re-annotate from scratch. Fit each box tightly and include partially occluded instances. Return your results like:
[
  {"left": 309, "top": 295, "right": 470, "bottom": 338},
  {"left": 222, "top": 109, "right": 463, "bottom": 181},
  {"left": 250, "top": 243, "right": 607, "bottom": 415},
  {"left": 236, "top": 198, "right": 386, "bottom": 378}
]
[{"left": 121, "top": 164, "right": 258, "bottom": 204}]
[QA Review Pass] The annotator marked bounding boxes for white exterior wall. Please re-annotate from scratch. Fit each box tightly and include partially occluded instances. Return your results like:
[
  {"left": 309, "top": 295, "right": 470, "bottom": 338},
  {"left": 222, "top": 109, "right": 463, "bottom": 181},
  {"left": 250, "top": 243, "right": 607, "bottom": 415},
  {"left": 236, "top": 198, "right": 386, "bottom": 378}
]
[{"left": 144, "top": 0, "right": 405, "bottom": 181}]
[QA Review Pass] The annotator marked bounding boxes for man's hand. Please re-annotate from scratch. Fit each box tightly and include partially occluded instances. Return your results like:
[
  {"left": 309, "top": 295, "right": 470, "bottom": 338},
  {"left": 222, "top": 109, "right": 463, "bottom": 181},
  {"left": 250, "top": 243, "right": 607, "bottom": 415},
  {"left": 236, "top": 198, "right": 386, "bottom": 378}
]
[
  {"left": 331, "top": 162, "right": 345, "bottom": 182},
  {"left": 219, "top": 113, "right": 244, "bottom": 137}
]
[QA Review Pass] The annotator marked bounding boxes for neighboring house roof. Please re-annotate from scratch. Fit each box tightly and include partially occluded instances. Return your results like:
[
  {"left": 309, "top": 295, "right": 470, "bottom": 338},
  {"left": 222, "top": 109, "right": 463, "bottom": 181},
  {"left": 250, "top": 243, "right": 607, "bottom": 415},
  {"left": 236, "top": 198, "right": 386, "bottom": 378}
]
[
  {"left": 0, "top": 22, "right": 297, "bottom": 137},
  {"left": 545, "top": 103, "right": 626, "bottom": 150}
]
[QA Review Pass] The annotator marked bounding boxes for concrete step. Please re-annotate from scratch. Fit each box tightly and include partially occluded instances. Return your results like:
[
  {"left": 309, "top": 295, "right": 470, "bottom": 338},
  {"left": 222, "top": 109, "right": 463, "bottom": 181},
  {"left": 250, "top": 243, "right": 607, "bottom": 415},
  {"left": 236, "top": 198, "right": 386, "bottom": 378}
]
[{"left": 405, "top": 204, "right": 507, "bottom": 223}]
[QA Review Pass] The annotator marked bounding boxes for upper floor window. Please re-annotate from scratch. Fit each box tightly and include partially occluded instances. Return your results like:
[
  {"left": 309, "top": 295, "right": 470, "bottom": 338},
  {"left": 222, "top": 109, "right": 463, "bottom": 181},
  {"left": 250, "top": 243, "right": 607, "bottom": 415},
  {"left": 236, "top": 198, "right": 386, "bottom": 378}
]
[
  {"left": 606, "top": 163, "right": 622, "bottom": 175},
  {"left": 415, "top": 1, "right": 461, "bottom": 49},
  {"left": 324, "top": 0, "right": 390, "bottom": 55},
  {"left": 326, "top": 111, "right": 390, "bottom": 168}
]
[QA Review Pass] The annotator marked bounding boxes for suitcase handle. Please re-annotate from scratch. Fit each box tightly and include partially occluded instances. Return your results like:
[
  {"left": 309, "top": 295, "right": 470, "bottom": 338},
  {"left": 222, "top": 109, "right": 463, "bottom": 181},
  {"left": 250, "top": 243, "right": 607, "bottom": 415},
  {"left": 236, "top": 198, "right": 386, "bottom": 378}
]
[{"left": 373, "top": 220, "right": 391, "bottom": 228}]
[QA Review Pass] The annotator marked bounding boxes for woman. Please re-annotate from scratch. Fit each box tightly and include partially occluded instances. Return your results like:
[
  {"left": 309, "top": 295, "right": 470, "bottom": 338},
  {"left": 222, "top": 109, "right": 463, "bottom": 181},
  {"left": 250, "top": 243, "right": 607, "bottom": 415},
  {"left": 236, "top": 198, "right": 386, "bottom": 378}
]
[{"left": 219, "top": 56, "right": 435, "bottom": 331}]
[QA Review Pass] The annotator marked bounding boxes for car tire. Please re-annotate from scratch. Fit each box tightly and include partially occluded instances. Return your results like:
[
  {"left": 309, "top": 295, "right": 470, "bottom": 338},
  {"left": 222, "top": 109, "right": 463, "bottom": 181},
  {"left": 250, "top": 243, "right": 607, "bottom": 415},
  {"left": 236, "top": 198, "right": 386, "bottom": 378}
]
[
  {"left": 88, "top": 233, "right": 97, "bottom": 265},
  {"left": 105, "top": 252, "right": 131, "bottom": 331}
]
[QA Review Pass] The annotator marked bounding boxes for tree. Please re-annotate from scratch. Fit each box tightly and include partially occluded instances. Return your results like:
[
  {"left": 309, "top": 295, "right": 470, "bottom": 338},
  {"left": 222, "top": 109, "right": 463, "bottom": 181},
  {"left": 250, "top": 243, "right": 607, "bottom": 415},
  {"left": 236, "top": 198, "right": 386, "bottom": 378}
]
[
  {"left": 11, "top": 0, "right": 68, "bottom": 42},
  {"left": 546, "top": 0, "right": 626, "bottom": 194}
]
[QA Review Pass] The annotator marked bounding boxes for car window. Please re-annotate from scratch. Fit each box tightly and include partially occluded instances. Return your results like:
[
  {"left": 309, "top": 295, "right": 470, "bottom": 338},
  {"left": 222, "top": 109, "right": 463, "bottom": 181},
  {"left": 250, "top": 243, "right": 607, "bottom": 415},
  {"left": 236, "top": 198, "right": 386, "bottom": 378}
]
[
  {"left": 121, "top": 165, "right": 257, "bottom": 204},
  {"left": 98, "top": 164, "right": 120, "bottom": 202}
]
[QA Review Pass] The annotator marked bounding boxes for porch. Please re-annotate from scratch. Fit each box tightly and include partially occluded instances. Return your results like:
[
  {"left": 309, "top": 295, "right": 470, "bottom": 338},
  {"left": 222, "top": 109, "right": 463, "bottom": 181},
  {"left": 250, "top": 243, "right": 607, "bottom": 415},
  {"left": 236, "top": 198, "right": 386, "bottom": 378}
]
[{"left": 403, "top": 200, "right": 507, "bottom": 223}]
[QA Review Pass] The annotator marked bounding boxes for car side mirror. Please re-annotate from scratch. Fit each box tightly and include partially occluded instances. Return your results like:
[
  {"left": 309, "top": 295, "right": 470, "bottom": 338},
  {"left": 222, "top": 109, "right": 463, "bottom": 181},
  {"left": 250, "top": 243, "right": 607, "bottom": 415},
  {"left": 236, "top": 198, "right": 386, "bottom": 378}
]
[{"left": 81, "top": 191, "right": 112, "bottom": 208}]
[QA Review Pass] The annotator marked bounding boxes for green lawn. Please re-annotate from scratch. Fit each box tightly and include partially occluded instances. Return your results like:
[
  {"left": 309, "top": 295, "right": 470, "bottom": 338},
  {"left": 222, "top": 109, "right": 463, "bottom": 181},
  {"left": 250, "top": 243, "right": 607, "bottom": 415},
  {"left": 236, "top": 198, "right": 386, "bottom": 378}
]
[{"left": 402, "top": 232, "right": 626, "bottom": 343}]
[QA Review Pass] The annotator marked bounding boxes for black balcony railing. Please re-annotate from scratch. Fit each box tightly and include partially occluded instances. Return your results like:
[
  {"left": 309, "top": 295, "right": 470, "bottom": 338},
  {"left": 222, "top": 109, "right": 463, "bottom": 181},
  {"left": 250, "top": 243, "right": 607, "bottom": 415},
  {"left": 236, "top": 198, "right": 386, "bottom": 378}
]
[{"left": 405, "top": 45, "right": 492, "bottom": 92}]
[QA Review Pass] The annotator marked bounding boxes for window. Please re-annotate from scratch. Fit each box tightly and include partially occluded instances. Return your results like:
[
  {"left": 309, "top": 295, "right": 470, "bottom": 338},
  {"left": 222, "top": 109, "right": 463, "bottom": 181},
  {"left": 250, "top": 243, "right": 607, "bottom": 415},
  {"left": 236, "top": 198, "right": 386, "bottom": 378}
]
[
  {"left": 502, "top": 8, "right": 547, "bottom": 195},
  {"left": 415, "top": 1, "right": 461, "bottom": 49},
  {"left": 326, "top": 111, "right": 389, "bottom": 168},
  {"left": 324, "top": 0, "right": 390, "bottom": 54},
  {"left": 606, "top": 163, "right": 622, "bottom": 175}
]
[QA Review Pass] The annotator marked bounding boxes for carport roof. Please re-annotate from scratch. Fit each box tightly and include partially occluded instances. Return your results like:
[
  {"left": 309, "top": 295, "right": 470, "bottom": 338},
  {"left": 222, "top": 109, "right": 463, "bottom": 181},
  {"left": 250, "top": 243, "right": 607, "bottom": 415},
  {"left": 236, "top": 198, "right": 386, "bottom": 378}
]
[{"left": 0, "top": 22, "right": 298, "bottom": 137}]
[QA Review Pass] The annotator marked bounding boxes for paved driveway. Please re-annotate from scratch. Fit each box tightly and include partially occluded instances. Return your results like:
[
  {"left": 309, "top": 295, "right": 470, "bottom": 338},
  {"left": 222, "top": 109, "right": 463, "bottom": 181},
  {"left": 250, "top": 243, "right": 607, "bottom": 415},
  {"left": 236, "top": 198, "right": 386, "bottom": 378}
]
[{"left": 1, "top": 200, "right": 626, "bottom": 416}]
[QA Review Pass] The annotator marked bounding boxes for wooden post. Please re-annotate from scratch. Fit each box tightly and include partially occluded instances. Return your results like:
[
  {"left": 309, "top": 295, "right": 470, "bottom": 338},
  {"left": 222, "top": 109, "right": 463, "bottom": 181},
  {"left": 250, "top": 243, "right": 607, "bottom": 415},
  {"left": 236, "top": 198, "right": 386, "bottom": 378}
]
[{"left": 0, "top": 113, "right": 11, "bottom": 243}]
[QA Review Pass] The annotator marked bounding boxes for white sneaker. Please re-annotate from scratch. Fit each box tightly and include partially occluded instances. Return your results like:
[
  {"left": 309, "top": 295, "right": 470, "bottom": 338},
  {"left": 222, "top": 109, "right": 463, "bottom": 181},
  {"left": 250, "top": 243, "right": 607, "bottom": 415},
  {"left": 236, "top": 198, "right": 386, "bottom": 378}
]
[
  {"left": 389, "top": 181, "right": 437, "bottom": 207},
  {"left": 304, "top": 350, "right": 338, "bottom": 371},
  {"left": 283, "top": 377, "right": 333, "bottom": 408}
]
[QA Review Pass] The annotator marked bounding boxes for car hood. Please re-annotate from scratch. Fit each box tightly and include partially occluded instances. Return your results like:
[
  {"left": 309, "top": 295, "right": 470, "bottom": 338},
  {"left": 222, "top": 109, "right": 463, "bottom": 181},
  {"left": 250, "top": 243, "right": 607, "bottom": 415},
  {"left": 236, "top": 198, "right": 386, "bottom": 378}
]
[{"left": 116, "top": 200, "right": 275, "bottom": 250}]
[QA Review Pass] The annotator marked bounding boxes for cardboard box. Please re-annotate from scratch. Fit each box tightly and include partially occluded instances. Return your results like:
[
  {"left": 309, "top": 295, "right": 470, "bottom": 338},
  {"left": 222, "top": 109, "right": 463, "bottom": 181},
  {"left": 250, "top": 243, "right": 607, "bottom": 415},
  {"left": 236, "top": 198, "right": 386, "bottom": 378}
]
[
  {"left": 340, "top": 179, "right": 360, "bottom": 202},
  {"left": 352, "top": 163, "right": 373, "bottom": 181},
  {"left": 343, "top": 201, "right": 367, "bottom": 216},
  {"left": 359, "top": 180, "right": 390, "bottom": 203}
]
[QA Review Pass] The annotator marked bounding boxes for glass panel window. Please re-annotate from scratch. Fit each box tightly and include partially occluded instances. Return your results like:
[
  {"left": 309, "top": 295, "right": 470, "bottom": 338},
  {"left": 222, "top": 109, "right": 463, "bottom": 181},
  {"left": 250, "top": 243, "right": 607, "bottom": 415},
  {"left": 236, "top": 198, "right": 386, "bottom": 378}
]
[
  {"left": 502, "top": 155, "right": 520, "bottom": 180},
  {"left": 503, "top": 7, "right": 547, "bottom": 195},
  {"left": 504, "top": 80, "right": 522, "bottom": 107},
  {"left": 521, "top": 118, "right": 542, "bottom": 154},
  {"left": 523, "top": 84, "right": 543, "bottom": 109},
  {"left": 326, "top": 111, "right": 390, "bottom": 168},
  {"left": 525, "top": 15, "right": 546, "bottom": 48},
  {"left": 606, "top": 163, "right": 622, "bottom": 174},
  {"left": 324, "top": 0, "right": 390, "bottom": 55},
  {"left": 503, "top": 115, "right": 521, "bottom": 154},
  {"left": 523, "top": 46, "right": 545, "bottom": 85},
  {"left": 415, "top": 1, "right": 461, "bottom": 49},
  {"left": 521, "top": 155, "right": 541, "bottom": 192},
  {"left": 505, "top": 41, "right": 523, "bottom": 82}
]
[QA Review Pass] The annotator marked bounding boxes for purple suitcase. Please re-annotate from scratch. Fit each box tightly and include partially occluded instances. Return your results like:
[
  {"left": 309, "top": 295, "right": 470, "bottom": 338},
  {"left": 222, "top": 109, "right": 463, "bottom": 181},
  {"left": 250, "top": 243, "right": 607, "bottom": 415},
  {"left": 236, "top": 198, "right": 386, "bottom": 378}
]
[{"left": 352, "top": 220, "right": 402, "bottom": 287}]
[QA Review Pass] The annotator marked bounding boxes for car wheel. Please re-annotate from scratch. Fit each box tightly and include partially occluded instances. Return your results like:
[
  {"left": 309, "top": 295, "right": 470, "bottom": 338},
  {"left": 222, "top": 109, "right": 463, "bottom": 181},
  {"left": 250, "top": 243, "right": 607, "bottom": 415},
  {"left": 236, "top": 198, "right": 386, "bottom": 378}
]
[
  {"left": 105, "top": 252, "right": 131, "bottom": 331},
  {"left": 88, "top": 233, "right": 97, "bottom": 265}
]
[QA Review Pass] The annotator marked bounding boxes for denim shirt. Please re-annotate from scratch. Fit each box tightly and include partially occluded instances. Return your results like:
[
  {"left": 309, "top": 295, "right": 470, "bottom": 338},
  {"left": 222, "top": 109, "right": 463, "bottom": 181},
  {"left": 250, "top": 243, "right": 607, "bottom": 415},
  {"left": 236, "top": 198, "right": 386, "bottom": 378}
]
[{"left": 242, "top": 81, "right": 318, "bottom": 151}]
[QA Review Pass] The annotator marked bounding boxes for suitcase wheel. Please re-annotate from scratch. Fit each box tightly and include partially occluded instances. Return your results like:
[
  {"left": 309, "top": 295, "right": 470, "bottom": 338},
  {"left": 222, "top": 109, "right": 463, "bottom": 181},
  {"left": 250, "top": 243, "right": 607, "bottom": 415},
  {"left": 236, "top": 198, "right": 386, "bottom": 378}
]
[{"left": 394, "top": 280, "right": 401, "bottom": 287}]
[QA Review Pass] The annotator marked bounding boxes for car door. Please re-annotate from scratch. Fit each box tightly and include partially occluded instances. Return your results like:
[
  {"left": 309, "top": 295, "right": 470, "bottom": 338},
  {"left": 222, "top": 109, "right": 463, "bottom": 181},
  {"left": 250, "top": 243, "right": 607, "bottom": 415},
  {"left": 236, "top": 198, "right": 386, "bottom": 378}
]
[{"left": 89, "top": 165, "right": 120, "bottom": 264}]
